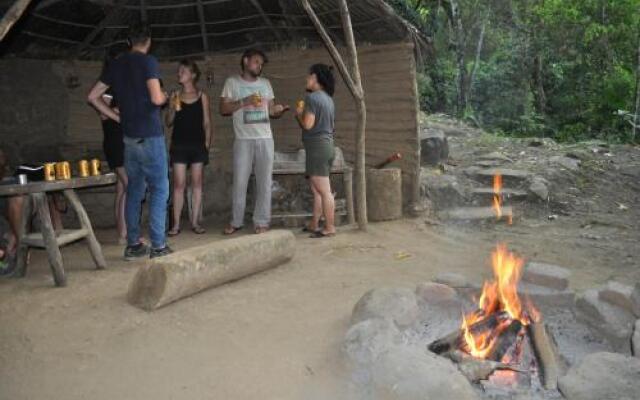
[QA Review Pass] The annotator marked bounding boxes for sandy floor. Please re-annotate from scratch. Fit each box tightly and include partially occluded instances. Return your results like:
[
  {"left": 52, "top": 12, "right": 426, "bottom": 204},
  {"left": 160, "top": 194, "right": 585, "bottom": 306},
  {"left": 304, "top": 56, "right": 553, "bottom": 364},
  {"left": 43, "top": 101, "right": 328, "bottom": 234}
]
[{"left": 1, "top": 216, "right": 638, "bottom": 400}]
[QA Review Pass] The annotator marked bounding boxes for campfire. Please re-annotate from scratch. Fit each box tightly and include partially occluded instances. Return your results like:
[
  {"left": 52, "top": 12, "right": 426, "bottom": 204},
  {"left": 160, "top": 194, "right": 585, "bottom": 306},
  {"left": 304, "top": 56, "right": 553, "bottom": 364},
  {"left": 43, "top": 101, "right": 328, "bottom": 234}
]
[{"left": 429, "top": 244, "right": 559, "bottom": 390}]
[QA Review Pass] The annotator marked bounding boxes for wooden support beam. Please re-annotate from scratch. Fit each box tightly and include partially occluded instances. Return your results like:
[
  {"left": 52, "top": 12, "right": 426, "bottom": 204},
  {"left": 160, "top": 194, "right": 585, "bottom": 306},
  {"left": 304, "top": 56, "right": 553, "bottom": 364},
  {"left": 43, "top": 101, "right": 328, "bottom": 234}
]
[
  {"left": 0, "top": 0, "right": 33, "bottom": 43},
  {"left": 301, "top": 0, "right": 368, "bottom": 229},
  {"left": 248, "top": 0, "right": 285, "bottom": 41},
  {"left": 74, "top": 5, "right": 122, "bottom": 57},
  {"left": 338, "top": 0, "right": 367, "bottom": 229},
  {"left": 195, "top": 0, "right": 210, "bottom": 53}
]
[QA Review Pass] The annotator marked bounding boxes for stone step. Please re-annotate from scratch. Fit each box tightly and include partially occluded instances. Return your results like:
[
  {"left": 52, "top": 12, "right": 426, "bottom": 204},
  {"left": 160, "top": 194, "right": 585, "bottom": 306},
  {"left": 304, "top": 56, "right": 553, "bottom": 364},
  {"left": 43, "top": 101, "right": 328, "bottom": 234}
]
[
  {"left": 464, "top": 167, "right": 531, "bottom": 186},
  {"left": 439, "top": 206, "right": 512, "bottom": 222},
  {"left": 470, "top": 187, "right": 529, "bottom": 202}
]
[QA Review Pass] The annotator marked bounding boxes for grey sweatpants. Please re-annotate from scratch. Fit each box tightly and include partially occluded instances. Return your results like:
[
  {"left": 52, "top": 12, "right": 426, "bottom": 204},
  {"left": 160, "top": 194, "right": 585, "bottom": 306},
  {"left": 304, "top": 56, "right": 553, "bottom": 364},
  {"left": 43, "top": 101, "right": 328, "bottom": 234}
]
[{"left": 231, "top": 138, "right": 274, "bottom": 227}]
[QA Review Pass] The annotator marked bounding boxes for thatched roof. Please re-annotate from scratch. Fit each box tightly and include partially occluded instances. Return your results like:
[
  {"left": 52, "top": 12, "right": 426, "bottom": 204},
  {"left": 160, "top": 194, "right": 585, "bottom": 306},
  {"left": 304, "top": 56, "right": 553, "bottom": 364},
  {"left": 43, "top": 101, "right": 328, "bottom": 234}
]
[{"left": 0, "top": 0, "right": 430, "bottom": 60}]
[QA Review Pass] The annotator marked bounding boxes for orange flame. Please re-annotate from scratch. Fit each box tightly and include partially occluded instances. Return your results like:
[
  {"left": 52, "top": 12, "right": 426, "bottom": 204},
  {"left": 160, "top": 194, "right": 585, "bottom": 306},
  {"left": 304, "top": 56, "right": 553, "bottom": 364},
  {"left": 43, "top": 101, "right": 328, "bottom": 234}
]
[
  {"left": 492, "top": 174, "right": 503, "bottom": 219},
  {"left": 461, "top": 244, "right": 534, "bottom": 359}
]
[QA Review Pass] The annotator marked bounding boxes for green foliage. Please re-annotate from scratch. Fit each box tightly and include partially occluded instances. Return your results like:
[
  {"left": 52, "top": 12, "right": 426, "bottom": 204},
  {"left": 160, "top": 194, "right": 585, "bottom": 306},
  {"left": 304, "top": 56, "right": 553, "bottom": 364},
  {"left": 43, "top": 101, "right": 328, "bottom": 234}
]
[{"left": 386, "top": 0, "right": 640, "bottom": 143}]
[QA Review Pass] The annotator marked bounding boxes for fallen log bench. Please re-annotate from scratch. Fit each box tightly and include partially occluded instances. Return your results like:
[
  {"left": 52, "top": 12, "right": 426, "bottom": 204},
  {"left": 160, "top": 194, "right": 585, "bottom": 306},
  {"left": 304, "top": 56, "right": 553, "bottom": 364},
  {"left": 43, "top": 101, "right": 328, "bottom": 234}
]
[{"left": 127, "top": 230, "right": 296, "bottom": 311}]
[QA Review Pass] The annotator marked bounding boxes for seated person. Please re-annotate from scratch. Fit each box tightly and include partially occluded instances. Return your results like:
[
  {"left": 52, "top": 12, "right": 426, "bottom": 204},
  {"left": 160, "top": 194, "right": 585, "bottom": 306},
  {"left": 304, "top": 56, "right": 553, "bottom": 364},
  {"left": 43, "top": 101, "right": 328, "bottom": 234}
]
[{"left": 0, "top": 149, "right": 63, "bottom": 275}]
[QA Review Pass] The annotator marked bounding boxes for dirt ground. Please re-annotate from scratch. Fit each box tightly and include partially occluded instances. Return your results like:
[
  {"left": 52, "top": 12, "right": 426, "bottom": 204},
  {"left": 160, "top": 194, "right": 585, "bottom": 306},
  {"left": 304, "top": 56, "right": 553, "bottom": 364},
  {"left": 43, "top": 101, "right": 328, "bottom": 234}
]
[{"left": 1, "top": 204, "right": 638, "bottom": 400}]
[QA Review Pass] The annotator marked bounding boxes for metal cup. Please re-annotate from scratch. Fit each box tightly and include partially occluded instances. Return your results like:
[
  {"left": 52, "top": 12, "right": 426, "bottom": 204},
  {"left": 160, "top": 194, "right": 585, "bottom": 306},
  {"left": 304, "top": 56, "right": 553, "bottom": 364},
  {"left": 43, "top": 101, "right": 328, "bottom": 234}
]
[
  {"left": 78, "top": 160, "right": 90, "bottom": 177},
  {"left": 18, "top": 174, "right": 27, "bottom": 185},
  {"left": 90, "top": 159, "right": 101, "bottom": 176}
]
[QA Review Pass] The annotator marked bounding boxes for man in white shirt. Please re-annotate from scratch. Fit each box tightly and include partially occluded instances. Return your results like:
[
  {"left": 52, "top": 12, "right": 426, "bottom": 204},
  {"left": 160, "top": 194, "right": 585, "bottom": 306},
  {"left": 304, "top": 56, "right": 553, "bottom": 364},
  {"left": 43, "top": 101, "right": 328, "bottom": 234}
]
[{"left": 220, "top": 49, "right": 289, "bottom": 234}]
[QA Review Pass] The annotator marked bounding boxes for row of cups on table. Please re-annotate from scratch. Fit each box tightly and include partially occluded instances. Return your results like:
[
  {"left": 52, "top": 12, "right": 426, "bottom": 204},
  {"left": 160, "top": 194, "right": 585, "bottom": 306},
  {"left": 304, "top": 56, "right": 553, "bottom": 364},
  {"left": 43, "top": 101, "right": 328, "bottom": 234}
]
[{"left": 43, "top": 159, "right": 101, "bottom": 181}]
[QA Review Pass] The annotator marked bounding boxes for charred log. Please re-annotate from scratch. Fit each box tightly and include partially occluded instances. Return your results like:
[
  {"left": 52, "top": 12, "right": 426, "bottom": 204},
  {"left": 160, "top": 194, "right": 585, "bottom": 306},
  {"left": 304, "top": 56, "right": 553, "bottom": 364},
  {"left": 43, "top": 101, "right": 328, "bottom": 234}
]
[{"left": 428, "top": 311, "right": 509, "bottom": 355}]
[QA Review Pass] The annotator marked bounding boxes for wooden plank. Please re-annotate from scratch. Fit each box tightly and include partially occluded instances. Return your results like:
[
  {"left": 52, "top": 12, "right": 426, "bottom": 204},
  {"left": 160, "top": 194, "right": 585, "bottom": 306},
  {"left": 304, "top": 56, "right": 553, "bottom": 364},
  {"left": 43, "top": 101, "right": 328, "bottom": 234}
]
[
  {"left": 0, "top": 173, "right": 117, "bottom": 197},
  {"left": 21, "top": 228, "right": 88, "bottom": 248}
]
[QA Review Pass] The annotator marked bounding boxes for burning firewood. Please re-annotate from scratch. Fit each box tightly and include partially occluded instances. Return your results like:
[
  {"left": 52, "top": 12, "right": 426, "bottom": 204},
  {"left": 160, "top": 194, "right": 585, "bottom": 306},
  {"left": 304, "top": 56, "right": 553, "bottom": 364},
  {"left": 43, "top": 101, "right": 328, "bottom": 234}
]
[
  {"left": 451, "top": 353, "right": 527, "bottom": 383},
  {"left": 489, "top": 319, "right": 523, "bottom": 361},
  {"left": 528, "top": 321, "right": 560, "bottom": 390},
  {"left": 428, "top": 311, "right": 510, "bottom": 355}
]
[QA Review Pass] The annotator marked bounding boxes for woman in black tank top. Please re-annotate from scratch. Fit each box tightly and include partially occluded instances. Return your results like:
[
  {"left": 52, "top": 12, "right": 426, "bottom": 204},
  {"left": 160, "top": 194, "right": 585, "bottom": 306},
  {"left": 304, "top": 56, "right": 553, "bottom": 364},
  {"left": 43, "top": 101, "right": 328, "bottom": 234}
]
[{"left": 166, "top": 59, "right": 212, "bottom": 235}]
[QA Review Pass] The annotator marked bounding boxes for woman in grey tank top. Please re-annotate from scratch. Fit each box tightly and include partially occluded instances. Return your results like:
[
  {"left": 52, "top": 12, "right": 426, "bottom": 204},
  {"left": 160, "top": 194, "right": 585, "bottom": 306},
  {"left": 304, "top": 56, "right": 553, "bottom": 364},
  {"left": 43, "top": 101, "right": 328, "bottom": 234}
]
[{"left": 295, "top": 64, "right": 337, "bottom": 238}]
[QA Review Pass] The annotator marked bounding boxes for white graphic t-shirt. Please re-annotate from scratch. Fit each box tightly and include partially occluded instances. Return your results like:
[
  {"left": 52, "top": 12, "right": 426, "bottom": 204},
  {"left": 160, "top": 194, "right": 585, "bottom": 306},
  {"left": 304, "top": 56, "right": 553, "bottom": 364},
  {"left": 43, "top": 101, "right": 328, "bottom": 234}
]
[{"left": 221, "top": 75, "right": 274, "bottom": 139}]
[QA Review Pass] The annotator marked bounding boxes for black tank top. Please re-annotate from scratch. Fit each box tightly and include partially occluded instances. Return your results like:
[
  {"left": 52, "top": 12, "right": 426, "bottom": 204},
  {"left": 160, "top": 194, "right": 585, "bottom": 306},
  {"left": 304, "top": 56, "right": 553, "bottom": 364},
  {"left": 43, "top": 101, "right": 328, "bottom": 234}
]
[{"left": 172, "top": 94, "right": 205, "bottom": 148}]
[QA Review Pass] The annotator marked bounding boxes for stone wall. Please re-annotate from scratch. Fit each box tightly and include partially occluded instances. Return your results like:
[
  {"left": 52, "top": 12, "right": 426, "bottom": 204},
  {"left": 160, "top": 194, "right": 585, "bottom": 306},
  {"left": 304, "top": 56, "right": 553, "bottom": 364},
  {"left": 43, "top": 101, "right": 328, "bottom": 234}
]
[{"left": 0, "top": 42, "right": 420, "bottom": 227}]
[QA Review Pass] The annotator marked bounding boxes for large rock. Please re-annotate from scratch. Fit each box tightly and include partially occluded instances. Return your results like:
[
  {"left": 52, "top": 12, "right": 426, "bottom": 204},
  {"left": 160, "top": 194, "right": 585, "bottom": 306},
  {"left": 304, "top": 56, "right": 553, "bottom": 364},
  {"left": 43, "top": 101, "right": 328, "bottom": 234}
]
[
  {"left": 420, "top": 128, "right": 449, "bottom": 166},
  {"left": 550, "top": 155, "right": 581, "bottom": 171},
  {"left": 370, "top": 345, "right": 478, "bottom": 400},
  {"left": 351, "top": 288, "right": 420, "bottom": 329},
  {"left": 415, "top": 282, "right": 457, "bottom": 305},
  {"left": 576, "top": 289, "right": 635, "bottom": 353},
  {"left": 420, "top": 170, "right": 466, "bottom": 208},
  {"left": 528, "top": 176, "right": 549, "bottom": 201},
  {"left": 127, "top": 230, "right": 295, "bottom": 310},
  {"left": 558, "top": 352, "right": 640, "bottom": 400},
  {"left": 343, "top": 318, "right": 402, "bottom": 365},
  {"left": 599, "top": 281, "right": 638, "bottom": 317},
  {"left": 518, "top": 282, "right": 575, "bottom": 311},
  {"left": 433, "top": 272, "right": 475, "bottom": 288},
  {"left": 633, "top": 320, "right": 640, "bottom": 358},
  {"left": 522, "top": 262, "right": 571, "bottom": 291}
]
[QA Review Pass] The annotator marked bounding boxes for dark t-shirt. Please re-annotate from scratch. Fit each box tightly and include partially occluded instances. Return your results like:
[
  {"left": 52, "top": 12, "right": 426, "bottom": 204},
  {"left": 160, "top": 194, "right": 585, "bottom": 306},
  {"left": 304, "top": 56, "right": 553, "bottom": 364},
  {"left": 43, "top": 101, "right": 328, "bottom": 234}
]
[
  {"left": 302, "top": 90, "right": 335, "bottom": 141},
  {"left": 101, "top": 52, "right": 163, "bottom": 138}
]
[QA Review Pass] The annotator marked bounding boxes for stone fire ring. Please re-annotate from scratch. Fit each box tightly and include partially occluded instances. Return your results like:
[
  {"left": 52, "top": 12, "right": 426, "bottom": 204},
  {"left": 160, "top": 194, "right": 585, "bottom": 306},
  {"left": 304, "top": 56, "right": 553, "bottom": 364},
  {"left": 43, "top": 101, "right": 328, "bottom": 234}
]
[{"left": 343, "top": 277, "right": 640, "bottom": 400}]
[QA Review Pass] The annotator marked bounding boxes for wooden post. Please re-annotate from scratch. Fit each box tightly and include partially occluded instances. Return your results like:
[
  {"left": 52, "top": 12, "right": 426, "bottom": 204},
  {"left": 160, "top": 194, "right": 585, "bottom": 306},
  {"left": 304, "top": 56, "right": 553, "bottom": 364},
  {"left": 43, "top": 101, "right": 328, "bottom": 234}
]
[
  {"left": 64, "top": 190, "right": 106, "bottom": 270},
  {"left": 0, "top": 0, "right": 33, "bottom": 42},
  {"left": 301, "top": 0, "right": 368, "bottom": 229}
]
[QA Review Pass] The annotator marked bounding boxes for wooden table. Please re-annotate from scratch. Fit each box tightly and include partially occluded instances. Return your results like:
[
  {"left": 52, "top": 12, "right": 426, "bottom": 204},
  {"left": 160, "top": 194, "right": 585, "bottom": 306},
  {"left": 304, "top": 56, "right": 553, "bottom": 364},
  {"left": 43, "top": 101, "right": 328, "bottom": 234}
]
[
  {"left": 0, "top": 174, "right": 117, "bottom": 287},
  {"left": 270, "top": 165, "right": 356, "bottom": 226}
]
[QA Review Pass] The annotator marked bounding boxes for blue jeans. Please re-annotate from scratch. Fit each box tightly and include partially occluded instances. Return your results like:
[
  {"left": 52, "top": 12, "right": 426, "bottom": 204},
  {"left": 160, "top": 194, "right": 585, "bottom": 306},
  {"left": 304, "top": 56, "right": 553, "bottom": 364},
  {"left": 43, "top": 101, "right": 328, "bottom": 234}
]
[{"left": 123, "top": 136, "right": 169, "bottom": 249}]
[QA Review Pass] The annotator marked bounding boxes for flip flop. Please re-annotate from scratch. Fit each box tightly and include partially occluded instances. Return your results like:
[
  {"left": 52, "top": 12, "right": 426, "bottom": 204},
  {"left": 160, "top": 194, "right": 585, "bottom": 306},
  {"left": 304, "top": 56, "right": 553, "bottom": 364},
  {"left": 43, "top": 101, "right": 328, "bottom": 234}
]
[
  {"left": 310, "top": 231, "right": 336, "bottom": 239},
  {"left": 192, "top": 226, "right": 206, "bottom": 234},
  {"left": 223, "top": 225, "right": 243, "bottom": 235},
  {"left": 167, "top": 228, "right": 181, "bottom": 237},
  {"left": 302, "top": 225, "right": 321, "bottom": 233}
]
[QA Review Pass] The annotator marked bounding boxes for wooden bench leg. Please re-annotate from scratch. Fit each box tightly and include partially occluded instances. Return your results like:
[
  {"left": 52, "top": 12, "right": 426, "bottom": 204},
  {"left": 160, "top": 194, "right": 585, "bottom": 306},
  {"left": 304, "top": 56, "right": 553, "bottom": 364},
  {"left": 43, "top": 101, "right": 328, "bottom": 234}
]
[
  {"left": 344, "top": 167, "right": 356, "bottom": 225},
  {"left": 15, "top": 194, "right": 32, "bottom": 277},
  {"left": 64, "top": 189, "right": 106, "bottom": 270},
  {"left": 33, "top": 193, "right": 66, "bottom": 287}
]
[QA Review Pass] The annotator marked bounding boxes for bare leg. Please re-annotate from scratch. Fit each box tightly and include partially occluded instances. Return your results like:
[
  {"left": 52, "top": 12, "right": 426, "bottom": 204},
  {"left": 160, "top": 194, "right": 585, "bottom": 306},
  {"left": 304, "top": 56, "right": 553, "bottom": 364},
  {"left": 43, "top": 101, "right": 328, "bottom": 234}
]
[
  {"left": 170, "top": 163, "right": 187, "bottom": 234},
  {"left": 311, "top": 176, "right": 336, "bottom": 235},
  {"left": 309, "top": 181, "right": 322, "bottom": 231},
  {"left": 189, "top": 163, "right": 204, "bottom": 230},
  {"left": 114, "top": 167, "right": 128, "bottom": 241},
  {"left": 6, "top": 195, "right": 24, "bottom": 253}
]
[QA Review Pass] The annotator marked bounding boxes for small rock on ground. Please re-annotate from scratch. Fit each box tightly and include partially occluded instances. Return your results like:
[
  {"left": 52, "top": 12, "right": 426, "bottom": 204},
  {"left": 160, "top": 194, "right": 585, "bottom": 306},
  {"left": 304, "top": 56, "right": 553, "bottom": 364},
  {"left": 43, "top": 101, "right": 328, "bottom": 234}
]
[
  {"left": 351, "top": 287, "right": 419, "bottom": 329},
  {"left": 528, "top": 177, "right": 549, "bottom": 201},
  {"left": 550, "top": 155, "right": 581, "bottom": 171},
  {"left": 558, "top": 352, "right": 640, "bottom": 400}
]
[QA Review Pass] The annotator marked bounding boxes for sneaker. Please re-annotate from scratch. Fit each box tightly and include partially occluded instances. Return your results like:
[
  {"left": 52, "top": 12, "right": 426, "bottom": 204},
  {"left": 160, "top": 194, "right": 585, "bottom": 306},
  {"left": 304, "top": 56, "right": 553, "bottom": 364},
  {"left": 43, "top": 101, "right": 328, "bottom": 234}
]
[
  {"left": 124, "top": 242, "right": 150, "bottom": 261},
  {"left": 150, "top": 245, "right": 174, "bottom": 259}
]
